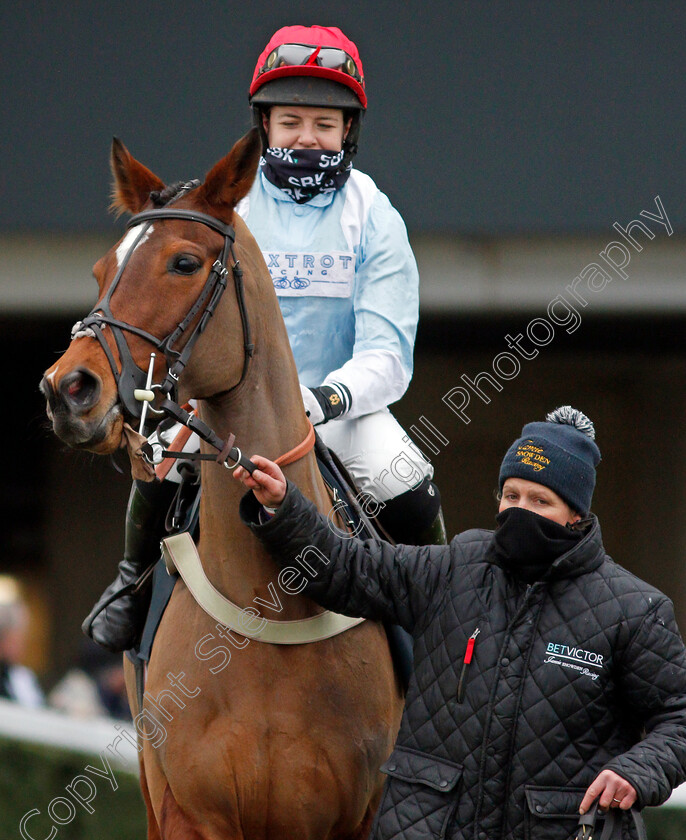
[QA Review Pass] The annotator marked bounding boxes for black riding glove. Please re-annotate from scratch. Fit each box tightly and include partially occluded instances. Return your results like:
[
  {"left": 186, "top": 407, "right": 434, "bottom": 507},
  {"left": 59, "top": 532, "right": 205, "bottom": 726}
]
[{"left": 302, "top": 383, "right": 352, "bottom": 425}]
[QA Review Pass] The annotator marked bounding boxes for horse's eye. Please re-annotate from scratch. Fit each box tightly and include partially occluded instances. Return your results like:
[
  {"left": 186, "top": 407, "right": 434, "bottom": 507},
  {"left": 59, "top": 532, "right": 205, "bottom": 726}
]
[{"left": 170, "top": 255, "right": 201, "bottom": 275}]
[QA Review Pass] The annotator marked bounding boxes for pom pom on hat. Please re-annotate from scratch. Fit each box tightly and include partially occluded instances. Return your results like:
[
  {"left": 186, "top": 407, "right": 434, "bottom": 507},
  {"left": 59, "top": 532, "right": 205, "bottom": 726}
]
[
  {"left": 499, "top": 406, "right": 601, "bottom": 515},
  {"left": 545, "top": 405, "right": 596, "bottom": 440}
]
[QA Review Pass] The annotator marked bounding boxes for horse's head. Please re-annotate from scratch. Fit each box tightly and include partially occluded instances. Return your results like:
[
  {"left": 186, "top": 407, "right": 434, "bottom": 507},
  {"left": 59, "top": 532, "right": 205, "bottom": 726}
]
[{"left": 40, "top": 130, "right": 261, "bottom": 460}]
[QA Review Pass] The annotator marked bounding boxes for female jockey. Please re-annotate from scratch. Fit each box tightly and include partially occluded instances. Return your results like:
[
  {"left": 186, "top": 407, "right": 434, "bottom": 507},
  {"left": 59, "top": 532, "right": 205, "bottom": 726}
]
[
  {"left": 83, "top": 24, "right": 445, "bottom": 653},
  {"left": 241, "top": 24, "right": 445, "bottom": 543}
]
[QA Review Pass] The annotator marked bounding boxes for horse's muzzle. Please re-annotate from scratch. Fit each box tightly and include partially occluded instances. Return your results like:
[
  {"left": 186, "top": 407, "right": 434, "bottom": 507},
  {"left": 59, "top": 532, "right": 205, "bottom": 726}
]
[{"left": 40, "top": 368, "right": 119, "bottom": 450}]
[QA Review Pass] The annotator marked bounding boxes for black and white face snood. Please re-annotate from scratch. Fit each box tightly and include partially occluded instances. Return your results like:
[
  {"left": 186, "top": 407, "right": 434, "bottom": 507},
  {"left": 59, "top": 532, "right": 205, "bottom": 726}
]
[{"left": 260, "top": 147, "right": 352, "bottom": 203}]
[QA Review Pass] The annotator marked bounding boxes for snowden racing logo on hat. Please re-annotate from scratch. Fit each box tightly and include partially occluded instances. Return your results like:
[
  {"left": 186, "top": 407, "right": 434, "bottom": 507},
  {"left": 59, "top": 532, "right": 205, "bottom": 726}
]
[{"left": 515, "top": 440, "right": 551, "bottom": 473}]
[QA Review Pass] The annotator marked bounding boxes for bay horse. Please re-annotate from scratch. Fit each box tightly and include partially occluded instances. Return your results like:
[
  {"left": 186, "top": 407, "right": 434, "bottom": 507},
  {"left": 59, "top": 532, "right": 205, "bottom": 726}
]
[{"left": 41, "top": 130, "right": 403, "bottom": 839}]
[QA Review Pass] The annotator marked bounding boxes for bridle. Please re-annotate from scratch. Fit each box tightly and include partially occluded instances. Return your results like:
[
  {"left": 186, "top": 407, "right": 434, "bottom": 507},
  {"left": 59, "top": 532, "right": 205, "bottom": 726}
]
[
  {"left": 70, "top": 185, "right": 316, "bottom": 476},
  {"left": 71, "top": 184, "right": 254, "bottom": 422}
]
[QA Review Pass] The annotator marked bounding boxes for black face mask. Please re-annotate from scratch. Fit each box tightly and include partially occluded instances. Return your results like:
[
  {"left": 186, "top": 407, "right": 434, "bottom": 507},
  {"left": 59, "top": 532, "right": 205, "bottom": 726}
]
[
  {"left": 492, "top": 507, "right": 584, "bottom": 582},
  {"left": 260, "top": 147, "right": 352, "bottom": 204}
]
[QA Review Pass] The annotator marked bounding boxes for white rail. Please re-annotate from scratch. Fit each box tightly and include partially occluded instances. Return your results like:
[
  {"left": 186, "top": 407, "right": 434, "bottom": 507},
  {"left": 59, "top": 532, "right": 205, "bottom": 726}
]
[
  {"left": 0, "top": 699, "right": 139, "bottom": 773},
  {"left": 1, "top": 698, "right": 685, "bottom": 807}
]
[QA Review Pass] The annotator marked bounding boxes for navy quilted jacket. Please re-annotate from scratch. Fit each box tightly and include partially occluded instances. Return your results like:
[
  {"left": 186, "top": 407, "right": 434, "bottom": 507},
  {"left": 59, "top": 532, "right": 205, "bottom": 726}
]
[{"left": 241, "top": 484, "right": 686, "bottom": 840}]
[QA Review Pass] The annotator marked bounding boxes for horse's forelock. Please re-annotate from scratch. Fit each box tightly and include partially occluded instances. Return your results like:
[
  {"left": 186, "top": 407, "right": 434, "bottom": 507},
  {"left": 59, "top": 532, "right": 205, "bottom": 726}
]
[{"left": 150, "top": 181, "right": 189, "bottom": 208}]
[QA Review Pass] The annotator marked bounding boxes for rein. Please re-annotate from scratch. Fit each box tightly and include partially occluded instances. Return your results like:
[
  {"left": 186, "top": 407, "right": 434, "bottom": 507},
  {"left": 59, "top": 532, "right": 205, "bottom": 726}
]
[
  {"left": 275, "top": 423, "right": 316, "bottom": 467},
  {"left": 146, "top": 401, "right": 316, "bottom": 478},
  {"left": 72, "top": 185, "right": 254, "bottom": 421}
]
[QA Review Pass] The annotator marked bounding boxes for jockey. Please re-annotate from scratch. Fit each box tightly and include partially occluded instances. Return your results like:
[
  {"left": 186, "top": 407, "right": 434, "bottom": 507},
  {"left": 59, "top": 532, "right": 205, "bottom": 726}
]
[
  {"left": 82, "top": 24, "right": 445, "bottom": 653},
  {"left": 241, "top": 24, "right": 445, "bottom": 543}
]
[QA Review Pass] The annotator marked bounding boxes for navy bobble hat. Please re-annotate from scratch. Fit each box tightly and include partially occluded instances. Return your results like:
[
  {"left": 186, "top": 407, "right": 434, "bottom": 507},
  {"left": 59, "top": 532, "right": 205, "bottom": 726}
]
[{"left": 499, "top": 406, "right": 601, "bottom": 515}]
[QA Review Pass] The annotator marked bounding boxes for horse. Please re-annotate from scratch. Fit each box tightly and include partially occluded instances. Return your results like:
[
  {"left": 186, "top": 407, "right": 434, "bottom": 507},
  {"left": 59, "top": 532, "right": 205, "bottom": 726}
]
[{"left": 41, "top": 129, "right": 404, "bottom": 840}]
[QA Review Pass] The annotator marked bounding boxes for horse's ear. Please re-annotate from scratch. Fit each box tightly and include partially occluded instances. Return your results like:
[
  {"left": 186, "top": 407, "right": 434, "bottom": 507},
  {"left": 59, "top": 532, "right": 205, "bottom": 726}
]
[
  {"left": 198, "top": 128, "right": 261, "bottom": 215},
  {"left": 110, "top": 137, "right": 165, "bottom": 216}
]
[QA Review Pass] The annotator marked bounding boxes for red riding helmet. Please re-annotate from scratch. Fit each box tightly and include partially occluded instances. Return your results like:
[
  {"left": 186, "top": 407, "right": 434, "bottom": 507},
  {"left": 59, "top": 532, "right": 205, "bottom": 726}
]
[
  {"left": 249, "top": 25, "right": 366, "bottom": 168},
  {"left": 250, "top": 25, "right": 367, "bottom": 110}
]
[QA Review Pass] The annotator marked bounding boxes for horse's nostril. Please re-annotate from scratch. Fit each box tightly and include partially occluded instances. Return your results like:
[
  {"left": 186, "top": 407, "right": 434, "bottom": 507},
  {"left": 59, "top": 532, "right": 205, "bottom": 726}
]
[{"left": 60, "top": 369, "right": 101, "bottom": 412}]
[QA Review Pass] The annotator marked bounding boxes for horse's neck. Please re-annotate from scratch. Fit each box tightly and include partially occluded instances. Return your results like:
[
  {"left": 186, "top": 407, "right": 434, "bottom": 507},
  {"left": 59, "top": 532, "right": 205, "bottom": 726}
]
[
  {"left": 187, "top": 225, "right": 332, "bottom": 616},
  {"left": 195, "top": 381, "right": 329, "bottom": 618}
]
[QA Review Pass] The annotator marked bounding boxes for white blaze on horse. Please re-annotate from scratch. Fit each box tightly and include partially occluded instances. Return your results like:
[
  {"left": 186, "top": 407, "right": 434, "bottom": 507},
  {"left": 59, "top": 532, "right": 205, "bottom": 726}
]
[{"left": 41, "top": 130, "right": 403, "bottom": 840}]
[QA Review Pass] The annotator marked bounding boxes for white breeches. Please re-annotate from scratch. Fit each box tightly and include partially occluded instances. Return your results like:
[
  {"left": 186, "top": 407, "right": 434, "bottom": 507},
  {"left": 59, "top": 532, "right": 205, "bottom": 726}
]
[{"left": 317, "top": 408, "right": 433, "bottom": 503}]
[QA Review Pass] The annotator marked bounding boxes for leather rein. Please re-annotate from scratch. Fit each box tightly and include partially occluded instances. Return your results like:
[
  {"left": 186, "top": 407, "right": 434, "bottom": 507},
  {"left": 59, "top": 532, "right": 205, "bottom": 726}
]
[{"left": 145, "top": 400, "right": 315, "bottom": 476}]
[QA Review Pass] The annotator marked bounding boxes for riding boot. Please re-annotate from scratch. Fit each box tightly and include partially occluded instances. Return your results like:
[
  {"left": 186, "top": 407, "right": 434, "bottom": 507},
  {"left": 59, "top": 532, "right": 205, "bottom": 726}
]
[
  {"left": 374, "top": 478, "right": 447, "bottom": 693},
  {"left": 82, "top": 478, "right": 177, "bottom": 653},
  {"left": 413, "top": 507, "right": 448, "bottom": 546},
  {"left": 376, "top": 477, "right": 447, "bottom": 546}
]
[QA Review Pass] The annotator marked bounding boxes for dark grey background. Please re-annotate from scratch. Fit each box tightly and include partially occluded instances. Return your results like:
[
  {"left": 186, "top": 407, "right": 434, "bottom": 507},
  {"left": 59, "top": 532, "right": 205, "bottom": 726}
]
[{"left": 5, "top": 1, "right": 686, "bottom": 234}]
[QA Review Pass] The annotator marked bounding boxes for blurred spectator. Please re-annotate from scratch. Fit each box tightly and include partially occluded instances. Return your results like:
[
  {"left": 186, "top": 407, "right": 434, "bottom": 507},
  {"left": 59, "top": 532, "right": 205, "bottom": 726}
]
[
  {"left": 49, "top": 638, "right": 130, "bottom": 719},
  {"left": 0, "top": 576, "right": 44, "bottom": 708}
]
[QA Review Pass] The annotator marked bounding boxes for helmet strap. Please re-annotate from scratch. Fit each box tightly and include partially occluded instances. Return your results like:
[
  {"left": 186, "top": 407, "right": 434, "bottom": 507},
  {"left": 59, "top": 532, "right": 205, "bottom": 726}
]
[
  {"left": 340, "top": 111, "right": 363, "bottom": 170},
  {"left": 250, "top": 105, "right": 269, "bottom": 155}
]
